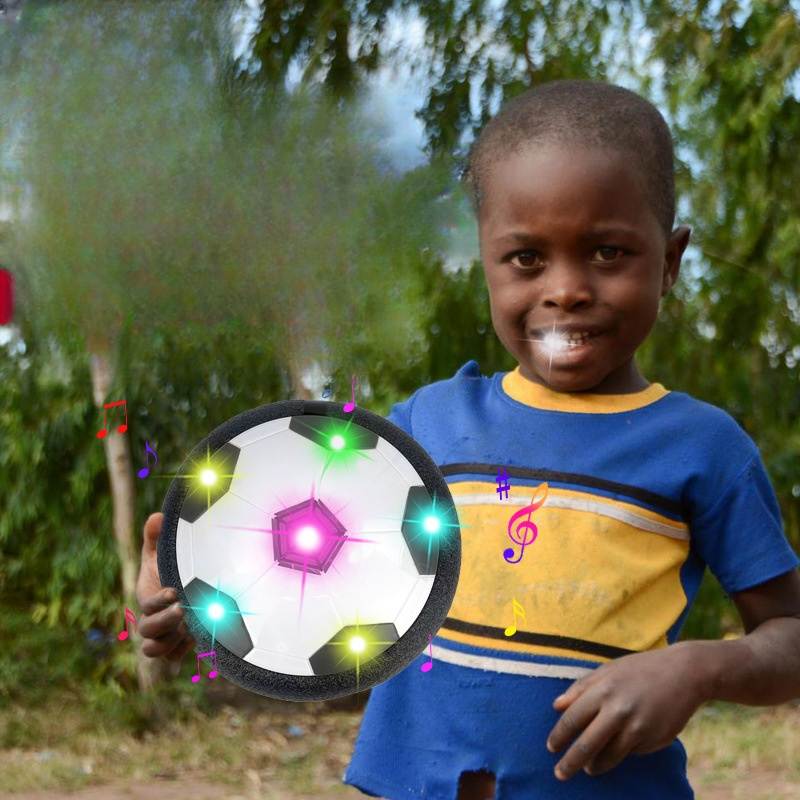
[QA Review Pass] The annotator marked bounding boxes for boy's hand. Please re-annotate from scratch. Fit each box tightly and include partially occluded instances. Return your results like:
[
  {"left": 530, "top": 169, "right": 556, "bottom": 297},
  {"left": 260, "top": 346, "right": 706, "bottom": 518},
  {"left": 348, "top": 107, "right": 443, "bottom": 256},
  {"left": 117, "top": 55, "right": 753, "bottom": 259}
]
[
  {"left": 546, "top": 643, "right": 706, "bottom": 780},
  {"left": 135, "top": 512, "right": 195, "bottom": 661}
]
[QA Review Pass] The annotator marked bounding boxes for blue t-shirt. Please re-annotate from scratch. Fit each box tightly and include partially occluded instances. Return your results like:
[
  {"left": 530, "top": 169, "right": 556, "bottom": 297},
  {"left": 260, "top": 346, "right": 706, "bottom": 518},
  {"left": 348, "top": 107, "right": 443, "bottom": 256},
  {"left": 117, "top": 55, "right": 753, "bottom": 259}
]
[{"left": 345, "top": 362, "right": 799, "bottom": 799}]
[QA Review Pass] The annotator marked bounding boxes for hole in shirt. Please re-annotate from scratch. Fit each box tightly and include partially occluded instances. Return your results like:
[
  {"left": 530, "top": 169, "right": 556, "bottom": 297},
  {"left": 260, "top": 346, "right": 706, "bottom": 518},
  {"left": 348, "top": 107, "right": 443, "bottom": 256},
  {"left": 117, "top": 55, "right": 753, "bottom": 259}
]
[{"left": 457, "top": 769, "right": 496, "bottom": 800}]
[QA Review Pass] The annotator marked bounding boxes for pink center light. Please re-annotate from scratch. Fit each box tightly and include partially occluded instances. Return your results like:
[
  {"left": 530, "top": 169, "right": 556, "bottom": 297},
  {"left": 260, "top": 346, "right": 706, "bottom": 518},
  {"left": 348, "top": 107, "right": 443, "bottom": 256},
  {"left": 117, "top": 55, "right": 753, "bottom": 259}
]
[{"left": 294, "top": 525, "right": 322, "bottom": 552}]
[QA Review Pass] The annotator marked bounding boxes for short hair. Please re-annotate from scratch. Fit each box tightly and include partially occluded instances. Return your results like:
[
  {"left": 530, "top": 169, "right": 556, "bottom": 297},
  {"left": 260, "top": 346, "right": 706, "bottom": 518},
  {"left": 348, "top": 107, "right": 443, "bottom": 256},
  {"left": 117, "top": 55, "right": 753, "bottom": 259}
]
[{"left": 462, "top": 80, "right": 676, "bottom": 236}]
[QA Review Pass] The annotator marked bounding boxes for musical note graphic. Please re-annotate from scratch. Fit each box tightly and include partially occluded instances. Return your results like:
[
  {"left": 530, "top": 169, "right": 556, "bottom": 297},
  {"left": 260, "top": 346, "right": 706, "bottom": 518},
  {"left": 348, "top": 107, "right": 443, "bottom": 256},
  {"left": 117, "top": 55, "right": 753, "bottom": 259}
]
[
  {"left": 343, "top": 375, "right": 357, "bottom": 413},
  {"left": 420, "top": 634, "right": 434, "bottom": 673},
  {"left": 191, "top": 651, "right": 218, "bottom": 683},
  {"left": 503, "top": 482, "right": 548, "bottom": 564},
  {"left": 117, "top": 607, "right": 137, "bottom": 641},
  {"left": 97, "top": 400, "right": 128, "bottom": 438},
  {"left": 137, "top": 441, "right": 158, "bottom": 479},
  {"left": 504, "top": 597, "right": 526, "bottom": 637}
]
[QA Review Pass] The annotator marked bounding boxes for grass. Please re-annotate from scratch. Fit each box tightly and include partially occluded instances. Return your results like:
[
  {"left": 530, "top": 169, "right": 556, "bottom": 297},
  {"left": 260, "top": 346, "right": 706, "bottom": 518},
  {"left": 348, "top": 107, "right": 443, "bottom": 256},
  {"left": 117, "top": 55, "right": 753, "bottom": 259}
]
[
  {"left": 681, "top": 701, "right": 800, "bottom": 797},
  {"left": 2, "top": 608, "right": 798, "bottom": 798},
  {"left": 1, "top": 682, "right": 799, "bottom": 797},
  {"left": 0, "top": 680, "right": 363, "bottom": 796}
]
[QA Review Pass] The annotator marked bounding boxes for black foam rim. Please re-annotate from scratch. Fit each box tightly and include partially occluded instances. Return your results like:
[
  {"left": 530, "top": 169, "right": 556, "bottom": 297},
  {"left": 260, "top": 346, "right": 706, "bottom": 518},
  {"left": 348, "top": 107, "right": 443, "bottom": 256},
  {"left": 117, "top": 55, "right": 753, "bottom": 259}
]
[{"left": 158, "top": 399, "right": 461, "bottom": 702}]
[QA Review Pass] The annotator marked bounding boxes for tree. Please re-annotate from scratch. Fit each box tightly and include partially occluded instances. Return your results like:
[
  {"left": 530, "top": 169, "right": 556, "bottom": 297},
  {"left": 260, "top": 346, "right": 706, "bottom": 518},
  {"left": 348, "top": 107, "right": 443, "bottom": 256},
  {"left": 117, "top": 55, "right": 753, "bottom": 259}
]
[
  {"left": 1, "top": 0, "right": 451, "bottom": 691},
  {"left": 243, "top": 0, "right": 630, "bottom": 153},
  {"left": 637, "top": 0, "right": 800, "bottom": 547}
]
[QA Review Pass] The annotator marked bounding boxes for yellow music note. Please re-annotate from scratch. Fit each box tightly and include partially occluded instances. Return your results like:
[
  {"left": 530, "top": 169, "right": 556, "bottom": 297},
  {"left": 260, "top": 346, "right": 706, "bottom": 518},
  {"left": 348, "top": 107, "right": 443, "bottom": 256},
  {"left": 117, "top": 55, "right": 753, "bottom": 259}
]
[{"left": 504, "top": 597, "right": 526, "bottom": 637}]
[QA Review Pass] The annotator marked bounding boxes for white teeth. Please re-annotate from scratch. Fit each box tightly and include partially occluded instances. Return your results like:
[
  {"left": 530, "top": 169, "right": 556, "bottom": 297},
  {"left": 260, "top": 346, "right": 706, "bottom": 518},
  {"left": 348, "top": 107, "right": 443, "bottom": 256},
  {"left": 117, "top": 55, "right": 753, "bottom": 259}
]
[
  {"left": 541, "top": 331, "right": 593, "bottom": 349},
  {"left": 564, "top": 332, "right": 592, "bottom": 345}
]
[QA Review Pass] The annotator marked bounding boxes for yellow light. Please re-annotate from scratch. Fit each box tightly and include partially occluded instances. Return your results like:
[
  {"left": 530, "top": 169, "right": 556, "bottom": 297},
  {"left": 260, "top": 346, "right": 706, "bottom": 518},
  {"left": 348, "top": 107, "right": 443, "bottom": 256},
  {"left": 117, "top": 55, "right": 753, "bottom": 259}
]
[
  {"left": 349, "top": 635, "right": 366, "bottom": 653},
  {"left": 200, "top": 469, "right": 217, "bottom": 486}
]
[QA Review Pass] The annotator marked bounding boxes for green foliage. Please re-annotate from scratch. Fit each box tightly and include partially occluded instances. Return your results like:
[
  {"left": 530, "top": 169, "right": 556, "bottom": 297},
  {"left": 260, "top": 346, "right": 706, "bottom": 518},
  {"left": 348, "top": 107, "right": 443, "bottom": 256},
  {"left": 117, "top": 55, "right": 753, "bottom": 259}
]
[
  {"left": 636, "top": 0, "right": 800, "bottom": 550},
  {"left": 244, "top": 1, "right": 629, "bottom": 155},
  {"left": 0, "top": 604, "right": 96, "bottom": 709},
  {"left": 1, "top": 0, "right": 798, "bottom": 696},
  {"left": 249, "top": 0, "right": 393, "bottom": 96}
]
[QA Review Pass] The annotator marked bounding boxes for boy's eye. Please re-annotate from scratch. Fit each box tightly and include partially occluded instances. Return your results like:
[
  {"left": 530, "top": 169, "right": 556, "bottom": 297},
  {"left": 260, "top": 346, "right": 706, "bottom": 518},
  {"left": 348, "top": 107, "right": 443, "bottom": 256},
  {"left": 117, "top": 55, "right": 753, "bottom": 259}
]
[
  {"left": 593, "top": 246, "right": 623, "bottom": 262},
  {"left": 509, "top": 251, "right": 542, "bottom": 269}
]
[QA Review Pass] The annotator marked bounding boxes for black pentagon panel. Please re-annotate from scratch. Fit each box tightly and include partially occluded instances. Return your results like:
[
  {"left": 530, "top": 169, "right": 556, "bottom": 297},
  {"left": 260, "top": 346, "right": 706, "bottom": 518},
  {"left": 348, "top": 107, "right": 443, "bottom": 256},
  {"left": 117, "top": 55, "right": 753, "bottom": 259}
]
[
  {"left": 179, "top": 442, "right": 240, "bottom": 524},
  {"left": 288, "top": 415, "right": 379, "bottom": 451},
  {"left": 185, "top": 577, "right": 254, "bottom": 658},
  {"left": 309, "top": 622, "right": 399, "bottom": 676},
  {"left": 400, "top": 485, "right": 440, "bottom": 575}
]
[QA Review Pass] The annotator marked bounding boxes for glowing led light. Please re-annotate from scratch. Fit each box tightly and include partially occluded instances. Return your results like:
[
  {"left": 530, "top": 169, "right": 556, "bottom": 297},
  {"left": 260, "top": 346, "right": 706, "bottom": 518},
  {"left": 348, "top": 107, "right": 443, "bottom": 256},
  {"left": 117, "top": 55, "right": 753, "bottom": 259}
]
[
  {"left": 541, "top": 332, "right": 570, "bottom": 351},
  {"left": 200, "top": 469, "right": 217, "bottom": 486},
  {"left": 330, "top": 434, "right": 346, "bottom": 450},
  {"left": 349, "top": 636, "right": 367, "bottom": 653},
  {"left": 423, "top": 515, "right": 441, "bottom": 534},
  {"left": 208, "top": 602, "right": 224, "bottom": 620},
  {"left": 295, "top": 525, "right": 321, "bottom": 552}
]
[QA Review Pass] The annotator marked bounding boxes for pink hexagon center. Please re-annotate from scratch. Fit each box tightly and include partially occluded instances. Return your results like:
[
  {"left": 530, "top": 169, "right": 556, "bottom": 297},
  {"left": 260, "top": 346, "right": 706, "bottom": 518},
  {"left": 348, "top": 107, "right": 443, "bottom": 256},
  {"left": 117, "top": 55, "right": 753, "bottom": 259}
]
[{"left": 272, "top": 498, "right": 347, "bottom": 575}]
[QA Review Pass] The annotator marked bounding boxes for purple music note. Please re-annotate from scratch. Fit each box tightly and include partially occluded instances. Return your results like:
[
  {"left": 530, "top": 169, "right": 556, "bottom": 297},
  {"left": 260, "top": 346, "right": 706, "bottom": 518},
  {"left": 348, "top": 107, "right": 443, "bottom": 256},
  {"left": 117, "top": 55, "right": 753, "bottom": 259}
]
[
  {"left": 420, "top": 634, "right": 433, "bottom": 673},
  {"left": 137, "top": 441, "right": 158, "bottom": 479},
  {"left": 191, "top": 651, "right": 218, "bottom": 683}
]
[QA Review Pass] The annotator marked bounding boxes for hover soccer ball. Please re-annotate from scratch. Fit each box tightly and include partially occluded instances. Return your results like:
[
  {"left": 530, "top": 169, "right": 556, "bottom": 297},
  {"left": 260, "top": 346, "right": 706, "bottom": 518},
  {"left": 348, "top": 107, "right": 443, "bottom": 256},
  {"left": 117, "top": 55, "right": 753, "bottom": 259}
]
[{"left": 158, "top": 399, "right": 461, "bottom": 701}]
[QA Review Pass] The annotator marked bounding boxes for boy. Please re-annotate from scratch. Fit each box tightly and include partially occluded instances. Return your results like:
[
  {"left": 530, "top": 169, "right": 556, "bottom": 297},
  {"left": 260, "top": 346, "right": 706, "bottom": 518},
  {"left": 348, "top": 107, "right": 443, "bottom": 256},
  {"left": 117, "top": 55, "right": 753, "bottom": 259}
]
[{"left": 137, "top": 80, "right": 800, "bottom": 799}]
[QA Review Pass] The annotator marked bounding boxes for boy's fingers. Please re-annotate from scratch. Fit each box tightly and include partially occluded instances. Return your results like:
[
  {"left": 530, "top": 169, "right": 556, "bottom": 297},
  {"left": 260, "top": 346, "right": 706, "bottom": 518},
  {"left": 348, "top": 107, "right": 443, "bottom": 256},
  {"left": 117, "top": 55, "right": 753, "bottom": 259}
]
[
  {"left": 554, "top": 716, "right": 615, "bottom": 781},
  {"left": 171, "top": 635, "right": 197, "bottom": 663},
  {"left": 142, "top": 512, "right": 164, "bottom": 556},
  {"left": 139, "top": 606, "right": 193, "bottom": 660},
  {"left": 584, "top": 731, "right": 628, "bottom": 776},
  {"left": 142, "top": 627, "right": 195, "bottom": 661},
  {"left": 138, "top": 586, "right": 179, "bottom": 617},
  {"left": 547, "top": 694, "right": 598, "bottom": 754},
  {"left": 139, "top": 595, "right": 184, "bottom": 635}
]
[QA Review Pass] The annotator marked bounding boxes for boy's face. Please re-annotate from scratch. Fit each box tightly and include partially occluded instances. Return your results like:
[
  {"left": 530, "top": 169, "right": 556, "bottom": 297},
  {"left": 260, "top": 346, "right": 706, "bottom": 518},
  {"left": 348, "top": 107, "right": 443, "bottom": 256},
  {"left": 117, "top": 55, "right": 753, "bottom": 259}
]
[{"left": 478, "top": 143, "right": 690, "bottom": 394}]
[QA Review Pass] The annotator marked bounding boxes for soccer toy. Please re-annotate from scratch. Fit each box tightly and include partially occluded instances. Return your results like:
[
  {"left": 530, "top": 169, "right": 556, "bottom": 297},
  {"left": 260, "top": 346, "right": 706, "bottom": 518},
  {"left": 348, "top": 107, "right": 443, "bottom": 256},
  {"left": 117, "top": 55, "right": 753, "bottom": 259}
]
[{"left": 158, "top": 399, "right": 461, "bottom": 701}]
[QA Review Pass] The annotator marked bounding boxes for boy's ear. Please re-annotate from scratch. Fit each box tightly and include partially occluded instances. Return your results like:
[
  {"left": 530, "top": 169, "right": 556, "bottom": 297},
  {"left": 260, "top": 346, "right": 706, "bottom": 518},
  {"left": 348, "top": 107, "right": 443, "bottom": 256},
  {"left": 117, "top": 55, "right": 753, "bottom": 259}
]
[{"left": 661, "top": 225, "right": 691, "bottom": 296}]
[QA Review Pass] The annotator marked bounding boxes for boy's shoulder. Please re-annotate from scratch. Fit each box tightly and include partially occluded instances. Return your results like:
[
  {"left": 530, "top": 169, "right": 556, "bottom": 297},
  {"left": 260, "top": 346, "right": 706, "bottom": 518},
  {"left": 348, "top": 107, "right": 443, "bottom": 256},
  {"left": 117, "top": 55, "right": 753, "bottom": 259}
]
[{"left": 397, "top": 361, "right": 758, "bottom": 452}]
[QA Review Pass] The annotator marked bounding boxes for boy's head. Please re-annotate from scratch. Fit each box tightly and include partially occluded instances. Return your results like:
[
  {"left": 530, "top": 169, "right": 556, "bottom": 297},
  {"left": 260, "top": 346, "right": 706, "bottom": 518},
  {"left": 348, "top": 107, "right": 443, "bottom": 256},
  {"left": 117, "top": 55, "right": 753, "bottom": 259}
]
[{"left": 463, "top": 80, "right": 691, "bottom": 394}]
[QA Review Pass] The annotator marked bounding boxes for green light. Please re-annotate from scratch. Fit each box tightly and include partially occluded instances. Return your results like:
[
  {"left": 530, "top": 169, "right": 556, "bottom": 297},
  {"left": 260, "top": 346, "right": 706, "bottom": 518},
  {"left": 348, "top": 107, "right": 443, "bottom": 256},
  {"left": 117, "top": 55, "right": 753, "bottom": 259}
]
[
  {"left": 330, "top": 434, "right": 346, "bottom": 451},
  {"left": 349, "top": 635, "right": 367, "bottom": 653},
  {"left": 200, "top": 469, "right": 217, "bottom": 486},
  {"left": 208, "top": 602, "right": 224, "bottom": 620},
  {"left": 423, "top": 515, "right": 441, "bottom": 534}
]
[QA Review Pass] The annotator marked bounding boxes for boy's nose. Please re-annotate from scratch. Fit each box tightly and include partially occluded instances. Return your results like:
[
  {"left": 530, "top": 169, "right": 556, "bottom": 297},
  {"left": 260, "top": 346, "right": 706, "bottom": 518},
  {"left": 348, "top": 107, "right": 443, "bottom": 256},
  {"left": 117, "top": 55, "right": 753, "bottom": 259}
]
[{"left": 540, "top": 263, "right": 594, "bottom": 311}]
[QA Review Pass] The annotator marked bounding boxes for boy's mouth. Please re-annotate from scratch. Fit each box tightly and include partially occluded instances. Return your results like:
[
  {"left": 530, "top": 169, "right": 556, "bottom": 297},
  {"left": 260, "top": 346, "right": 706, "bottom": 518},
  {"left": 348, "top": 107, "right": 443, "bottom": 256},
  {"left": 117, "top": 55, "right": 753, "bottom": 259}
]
[
  {"left": 547, "top": 331, "right": 595, "bottom": 348},
  {"left": 533, "top": 327, "right": 603, "bottom": 350}
]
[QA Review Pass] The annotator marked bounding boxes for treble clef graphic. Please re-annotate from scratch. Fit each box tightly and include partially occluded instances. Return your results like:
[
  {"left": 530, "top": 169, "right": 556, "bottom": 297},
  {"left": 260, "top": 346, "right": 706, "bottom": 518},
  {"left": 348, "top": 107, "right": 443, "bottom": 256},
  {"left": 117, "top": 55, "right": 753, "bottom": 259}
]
[{"left": 503, "top": 482, "right": 549, "bottom": 564}]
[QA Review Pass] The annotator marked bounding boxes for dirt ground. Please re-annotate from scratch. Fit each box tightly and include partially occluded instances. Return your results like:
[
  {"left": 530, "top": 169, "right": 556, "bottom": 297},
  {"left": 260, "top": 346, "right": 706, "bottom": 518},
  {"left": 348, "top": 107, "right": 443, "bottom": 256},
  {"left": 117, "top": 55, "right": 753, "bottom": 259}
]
[{"left": 1, "top": 765, "right": 797, "bottom": 800}]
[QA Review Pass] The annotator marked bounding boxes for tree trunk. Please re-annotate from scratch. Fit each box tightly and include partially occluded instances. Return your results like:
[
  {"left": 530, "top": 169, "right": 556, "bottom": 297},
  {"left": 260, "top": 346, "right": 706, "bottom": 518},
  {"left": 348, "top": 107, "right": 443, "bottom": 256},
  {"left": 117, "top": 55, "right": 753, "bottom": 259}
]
[{"left": 89, "top": 349, "right": 170, "bottom": 690}]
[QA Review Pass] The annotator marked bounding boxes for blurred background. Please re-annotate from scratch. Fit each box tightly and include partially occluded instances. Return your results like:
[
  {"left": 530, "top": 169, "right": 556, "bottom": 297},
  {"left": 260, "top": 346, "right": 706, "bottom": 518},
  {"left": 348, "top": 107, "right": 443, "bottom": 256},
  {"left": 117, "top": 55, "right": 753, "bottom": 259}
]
[{"left": 0, "top": 1, "right": 798, "bottom": 798}]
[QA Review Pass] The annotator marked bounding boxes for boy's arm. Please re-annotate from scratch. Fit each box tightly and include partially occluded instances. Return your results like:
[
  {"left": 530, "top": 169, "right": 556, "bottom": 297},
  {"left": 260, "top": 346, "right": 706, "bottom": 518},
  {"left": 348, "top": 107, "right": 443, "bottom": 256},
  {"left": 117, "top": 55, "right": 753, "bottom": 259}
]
[
  {"left": 546, "top": 568, "right": 800, "bottom": 781},
  {"left": 703, "top": 568, "right": 800, "bottom": 704},
  {"left": 136, "top": 512, "right": 196, "bottom": 661}
]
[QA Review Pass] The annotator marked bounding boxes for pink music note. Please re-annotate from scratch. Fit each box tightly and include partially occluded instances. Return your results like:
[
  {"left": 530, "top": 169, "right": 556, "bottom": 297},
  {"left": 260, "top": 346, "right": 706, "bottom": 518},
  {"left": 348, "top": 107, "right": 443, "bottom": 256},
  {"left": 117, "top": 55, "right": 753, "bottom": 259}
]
[
  {"left": 503, "top": 482, "right": 548, "bottom": 565},
  {"left": 117, "top": 607, "right": 137, "bottom": 641},
  {"left": 343, "top": 375, "right": 357, "bottom": 413},
  {"left": 191, "top": 651, "right": 218, "bottom": 683},
  {"left": 137, "top": 441, "right": 158, "bottom": 479},
  {"left": 420, "top": 634, "right": 433, "bottom": 672},
  {"left": 97, "top": 399, "right": 128, "bottom": 438}
]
